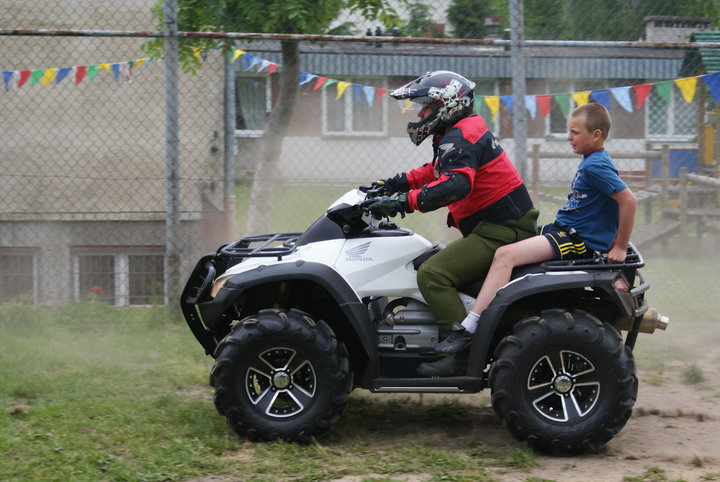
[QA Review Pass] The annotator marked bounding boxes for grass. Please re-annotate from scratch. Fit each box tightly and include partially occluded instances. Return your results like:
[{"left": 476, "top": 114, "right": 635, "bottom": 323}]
[
  {"left": 0, "top": 301, "right": 237, "bottom": 481},
  {"left": 0, "top": 301, "right": 537, "bottom": 481},
  {"left": 680, "top": 363, "right": 706, "bottom": 385}
]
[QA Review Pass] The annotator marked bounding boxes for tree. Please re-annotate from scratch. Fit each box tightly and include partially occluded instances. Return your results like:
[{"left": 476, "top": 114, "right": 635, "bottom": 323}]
[
  {"left": 447, "top": 0, "right": 490, "bottom": 39},
  {"left": 146, "top": 0, "right": 399, "bottom": 235},
  {"left": 446, "top": 0, "right": 720, "bottom": 42},
  {"left": 446, "top": 0, "right": 507, "bottom": 39},
  {"left": 402, "top": 2, "right": 444, "bottom": 37},
  {"left": 523, "top": 0, "right": 720, "bottom": 41}
]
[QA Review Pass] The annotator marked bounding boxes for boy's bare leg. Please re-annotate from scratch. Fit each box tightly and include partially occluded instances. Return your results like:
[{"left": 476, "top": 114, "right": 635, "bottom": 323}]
[{"left": 434, "top": 235, "right": 555, "bottom": 355}]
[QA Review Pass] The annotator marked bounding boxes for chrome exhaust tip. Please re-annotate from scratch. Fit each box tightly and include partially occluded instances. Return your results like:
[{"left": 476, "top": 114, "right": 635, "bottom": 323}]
[{"left": 639, "top": 307, "right": 669, "bottom": 333}]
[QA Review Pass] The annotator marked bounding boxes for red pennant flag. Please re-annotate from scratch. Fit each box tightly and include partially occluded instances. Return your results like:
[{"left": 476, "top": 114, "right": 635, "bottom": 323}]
[
  {"left": 75, "top": 65, "right": 87, "bottom": 85},
  {"left": 18, "top": 70, "right": 31, "bottom": 88},
  {"left": 266, "top": 63, "right": 279, "bottom": 76},
  {"left": 313, "top": 76, "right": 328, "bottom": 91},
  {"left": 536, "top": 95, "right": 552, "bottom": 119},
  {"left": 374, "top": 87, "right": 387, "bottom": 104},
  {"left": 632, "top": 84, "right": 652, "bottom": 109}
]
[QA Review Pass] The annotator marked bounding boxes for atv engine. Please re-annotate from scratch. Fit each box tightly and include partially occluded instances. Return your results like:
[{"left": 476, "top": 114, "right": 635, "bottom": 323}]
[{"left": 372, "top": 298, "right": 440, "bottom": 352}]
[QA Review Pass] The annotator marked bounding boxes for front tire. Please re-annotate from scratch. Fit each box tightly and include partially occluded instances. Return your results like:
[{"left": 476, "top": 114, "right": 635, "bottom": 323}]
[
  {"left": 210, "top": 308, "right": 352, "bottom": 443},
  {"left": 489, "top": 309, "right": 637, "bottom": 455}
]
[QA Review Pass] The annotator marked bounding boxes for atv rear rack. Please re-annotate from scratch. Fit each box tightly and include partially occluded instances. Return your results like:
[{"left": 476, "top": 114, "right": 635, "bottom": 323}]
[{"left": 540, "top": 242, "right": 645, "bottom": 271}]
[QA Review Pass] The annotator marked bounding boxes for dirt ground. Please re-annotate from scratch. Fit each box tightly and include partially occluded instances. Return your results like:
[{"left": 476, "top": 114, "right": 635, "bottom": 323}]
[
  {"left": 493, "top": 361, "right": 720, "bottom": 481},
  {"left": 508, "top": 327, "right": 720, "bottom": 482},
  {"left": 350, "top": 341, "right": 720, "bottom": 482}
]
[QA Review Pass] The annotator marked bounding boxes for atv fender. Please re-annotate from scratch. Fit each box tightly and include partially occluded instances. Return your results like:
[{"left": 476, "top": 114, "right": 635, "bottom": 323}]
[
  {"left": 466, "top": 268, "right": 631, "bottom": 377},
  {"left": 200, "top": 260, "right": 376, "bottom": 363}
]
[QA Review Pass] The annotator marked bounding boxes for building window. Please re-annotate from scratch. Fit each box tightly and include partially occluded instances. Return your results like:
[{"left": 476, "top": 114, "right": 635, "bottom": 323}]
[
  {"left": 0, "top": 248, "right": 37, "bottom": 303},
  {"left": 235, "top": 75, "right": 270, "bottom": 137},
  {"left": 73, "top": 248, "right": 165, "bottom": 306},
  {"left": 322, "top": 78, "right": 387, "bottom": 136},
  {"left": 646, "top": 85, "right": 696, "bottom": 139}
]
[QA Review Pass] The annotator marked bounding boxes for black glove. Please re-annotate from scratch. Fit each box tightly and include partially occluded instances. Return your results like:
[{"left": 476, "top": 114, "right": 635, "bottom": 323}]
[
  {"left": 372, "top": 173, "right": 409, "bottom": 196},
  {"left": 366, "top": 193, "right": 410, "bottom": 219}
]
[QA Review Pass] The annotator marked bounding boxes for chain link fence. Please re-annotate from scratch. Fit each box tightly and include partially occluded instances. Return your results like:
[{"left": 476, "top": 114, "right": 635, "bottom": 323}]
[{"left": 1, "top": 0, "right": 718, "bottom": 320}]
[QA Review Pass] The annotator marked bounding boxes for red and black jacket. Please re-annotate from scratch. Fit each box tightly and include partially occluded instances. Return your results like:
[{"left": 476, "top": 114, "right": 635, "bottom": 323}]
[{"left": 404, "top": 114, "right": 533, "bottom": 236}]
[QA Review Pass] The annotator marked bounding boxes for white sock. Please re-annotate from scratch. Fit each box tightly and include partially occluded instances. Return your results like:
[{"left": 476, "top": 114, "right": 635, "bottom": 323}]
[{"left": 461, "top": 311, "right": 481, "bottom": 334}]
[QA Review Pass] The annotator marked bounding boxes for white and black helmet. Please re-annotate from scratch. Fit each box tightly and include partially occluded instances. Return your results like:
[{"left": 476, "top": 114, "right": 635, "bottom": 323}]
[{"left": 390, "top": 71, "right": 476, "bottom": 146}]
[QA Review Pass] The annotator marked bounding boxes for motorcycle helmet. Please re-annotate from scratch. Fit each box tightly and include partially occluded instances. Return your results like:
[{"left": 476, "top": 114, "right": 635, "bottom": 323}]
[{"left": 390, "top": 71, "right": 476, "bottom": 146}]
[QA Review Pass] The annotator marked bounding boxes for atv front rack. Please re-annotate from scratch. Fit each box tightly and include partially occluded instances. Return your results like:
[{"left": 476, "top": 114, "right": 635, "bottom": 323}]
[{"left": 219, "top": 232, "right": 302, "bottom": 262}]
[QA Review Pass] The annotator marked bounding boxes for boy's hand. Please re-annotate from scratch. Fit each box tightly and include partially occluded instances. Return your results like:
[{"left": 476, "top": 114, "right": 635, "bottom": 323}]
[{"left": 606, "top": 244, "right": 627, "bottom": 264}]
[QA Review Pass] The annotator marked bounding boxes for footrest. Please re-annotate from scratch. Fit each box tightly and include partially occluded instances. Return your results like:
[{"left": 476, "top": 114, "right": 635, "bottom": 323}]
[{"left": 369, "top": 376, "right": 484, "bottom": 393}]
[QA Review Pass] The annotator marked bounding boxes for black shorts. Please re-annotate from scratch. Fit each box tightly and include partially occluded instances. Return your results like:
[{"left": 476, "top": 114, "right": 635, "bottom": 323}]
[{"left": 538, "top": 222, "right": 590, "bottom": 260}]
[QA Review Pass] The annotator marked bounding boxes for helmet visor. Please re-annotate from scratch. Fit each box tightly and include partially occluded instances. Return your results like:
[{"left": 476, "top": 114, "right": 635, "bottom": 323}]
[{"left": 396, "top": 98, "right": 433, "bottom": 115}]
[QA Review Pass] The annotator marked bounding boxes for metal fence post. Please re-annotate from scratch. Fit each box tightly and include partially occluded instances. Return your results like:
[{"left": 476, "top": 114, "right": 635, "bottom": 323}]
[
  {"left": 224, "top": 51, "right": 237, "bottom": 242},
  {"left": 164, "top": 0, "right": 181, "bottom": 318},
  {"left": 510, "top": 0, "right": 528, "bottom": 180}
]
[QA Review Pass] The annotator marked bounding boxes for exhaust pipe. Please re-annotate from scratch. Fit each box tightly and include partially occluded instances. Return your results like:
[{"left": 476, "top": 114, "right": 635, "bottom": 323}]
[
  {"left": 615, "top": 307, "right": 669, "bottom": 333},
  {"left": 637, "top": 308, "right": 669, "bottom": 333}
]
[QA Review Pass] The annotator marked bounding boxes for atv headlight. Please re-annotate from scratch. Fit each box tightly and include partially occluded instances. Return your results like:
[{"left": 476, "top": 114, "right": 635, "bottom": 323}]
[{"left": 210, "top": 276, "right": 229, "bottom": 298}]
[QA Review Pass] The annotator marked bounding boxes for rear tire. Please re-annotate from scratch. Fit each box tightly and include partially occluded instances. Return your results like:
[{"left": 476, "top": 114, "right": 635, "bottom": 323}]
[
  {"left": 210, "top": 308, "right": 352, "bottom": 443},
  {"left": 489, "top": 309, "right": 637, "bottom": 455}
]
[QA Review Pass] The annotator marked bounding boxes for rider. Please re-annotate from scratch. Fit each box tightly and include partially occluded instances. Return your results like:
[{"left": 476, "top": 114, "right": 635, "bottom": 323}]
[{"left": 365, "top": 71, "right": 539, "bottom": 377}]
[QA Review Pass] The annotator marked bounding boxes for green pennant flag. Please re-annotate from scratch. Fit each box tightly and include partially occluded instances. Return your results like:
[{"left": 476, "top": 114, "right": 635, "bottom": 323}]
[
  {"left": 554, "top": 93, "right": 571, "bottom": 119},
  {"left": 322, "top": 78, "right": 339, "bottom": 90},
  {"left": 30, "top": 69, "right": 44, "bottom": 86},
  {"left": 474, "top": 96, "right": 484, "bottom": 114},
  {"left": 88, "top": 65, "right": 99, "bottom": 82},
  {"left": 655, "top": 81, "right": 672, "bottom": 102}
]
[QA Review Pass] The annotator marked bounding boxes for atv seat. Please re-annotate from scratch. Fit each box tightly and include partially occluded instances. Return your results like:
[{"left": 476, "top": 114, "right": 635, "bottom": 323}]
[{"left": 412, "top": 245, "right": 545, "bottom": 298}]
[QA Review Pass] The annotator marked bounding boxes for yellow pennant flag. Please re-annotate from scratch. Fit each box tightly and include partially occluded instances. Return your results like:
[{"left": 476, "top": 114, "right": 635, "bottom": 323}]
[
  {"left": 674, "top": 77, "right": 697, "bottom": 103},
  {"left": 41, "top": 68, "right": 58, "bottom": 87},
  {"left": 232, "top": 49, "right": 245, "bottom": 62},
  {"left": 336, "top": 81, "right": 350, "bottom": 100},
  {"left": 136, "top": 58, "right": 148, "bottom": 68},
  {"left": 573, "top": 91, "right": 591, "bottom": 106},
  {"left": 99, "top": 63, "right": 111, "bottom": 72},
  {"left": 485, "top": 96, "right": 500, "bottom": 121},
  {"left": 400, "top": 98, "right": 414, "bottom": 113}
]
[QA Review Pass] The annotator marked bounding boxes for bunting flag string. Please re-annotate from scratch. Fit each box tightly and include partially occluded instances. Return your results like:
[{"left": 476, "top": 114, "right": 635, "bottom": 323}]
[
  {"left": 2, "top": 57, "right": 149, "bottom": 92},
  {"left": 4, "top": 46, "right": 720, "bottom": 125}
]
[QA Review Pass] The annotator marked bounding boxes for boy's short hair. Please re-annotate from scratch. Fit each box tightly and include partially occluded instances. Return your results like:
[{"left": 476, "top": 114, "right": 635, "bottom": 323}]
[{"left": 570, "top": 103, "right": 611, "bottom": 140}]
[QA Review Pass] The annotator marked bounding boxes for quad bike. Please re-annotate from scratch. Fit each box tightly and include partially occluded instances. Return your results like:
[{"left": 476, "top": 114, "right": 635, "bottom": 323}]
[{"left": 180, "top": 187, "right": 668, "bottom": 454}]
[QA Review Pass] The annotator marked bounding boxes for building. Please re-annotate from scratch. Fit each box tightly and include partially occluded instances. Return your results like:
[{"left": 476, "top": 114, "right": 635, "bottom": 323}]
[{"left": 0, "top": 4, "right": 711, "bottom": 305}]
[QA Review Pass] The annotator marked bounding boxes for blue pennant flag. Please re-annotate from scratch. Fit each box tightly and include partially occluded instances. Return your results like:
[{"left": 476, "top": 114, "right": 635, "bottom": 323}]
[
  {"left": 2, "top": 70, "right": 13, "bottom": 91},
  {"left": 55, "top": 67, "right": 73, "bottom": 85},
  {"left": 525, "top": 95, "right": 537, "bottom": 119},
  {"left": 501, "top": 95, "right": 513, "bottom": 115},
  {"left": 610, "top": 87, "right": 633, "bottom": 112},
  {"left": 591, "top": 89, "right": 611, "bottom": 112},
  {"left": 702, "top": 72, "right": 720, "bottom": 104}
]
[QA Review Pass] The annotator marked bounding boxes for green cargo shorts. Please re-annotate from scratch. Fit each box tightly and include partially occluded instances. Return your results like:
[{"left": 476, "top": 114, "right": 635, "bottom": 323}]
[{"left": 416, "top": 208, "right": 539, "bottom": 326}]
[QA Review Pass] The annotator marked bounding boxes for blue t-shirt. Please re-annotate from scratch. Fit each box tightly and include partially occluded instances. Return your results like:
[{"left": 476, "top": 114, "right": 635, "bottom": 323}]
[{"left": 555, "top": 148, "right": 627, "bottom": 251}]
